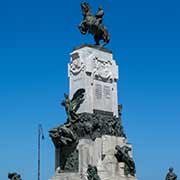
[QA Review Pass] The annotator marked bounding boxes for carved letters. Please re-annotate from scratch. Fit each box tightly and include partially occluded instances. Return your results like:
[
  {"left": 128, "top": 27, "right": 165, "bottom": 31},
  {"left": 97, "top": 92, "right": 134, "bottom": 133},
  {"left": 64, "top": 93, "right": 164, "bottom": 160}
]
[{"left": 95, "top": 84, "right": 102, "bottom": 99}]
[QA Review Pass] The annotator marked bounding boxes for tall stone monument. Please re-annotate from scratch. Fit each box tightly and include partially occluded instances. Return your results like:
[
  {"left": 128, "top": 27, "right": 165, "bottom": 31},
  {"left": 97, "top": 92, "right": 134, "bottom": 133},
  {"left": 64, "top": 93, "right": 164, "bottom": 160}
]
[{"left": 49, "top": 2, "right": 137, "bottom": 180}]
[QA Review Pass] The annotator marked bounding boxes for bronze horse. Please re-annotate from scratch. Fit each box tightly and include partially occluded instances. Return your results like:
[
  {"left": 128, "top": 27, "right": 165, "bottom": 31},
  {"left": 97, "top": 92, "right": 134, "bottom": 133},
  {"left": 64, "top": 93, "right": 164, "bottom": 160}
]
[{"left": 79, "top": 2, "right": 110, "bottom": 46}]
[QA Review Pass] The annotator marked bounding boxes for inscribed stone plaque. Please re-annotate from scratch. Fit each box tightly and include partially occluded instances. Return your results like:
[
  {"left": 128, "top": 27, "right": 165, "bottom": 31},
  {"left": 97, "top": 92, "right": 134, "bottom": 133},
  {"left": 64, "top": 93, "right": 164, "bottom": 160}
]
[
  {"left": 95, "top": 84, "right": 102, "bottom": 99},
  {"left": 103, "top": 85, "right": 111, "bottom": 99}
]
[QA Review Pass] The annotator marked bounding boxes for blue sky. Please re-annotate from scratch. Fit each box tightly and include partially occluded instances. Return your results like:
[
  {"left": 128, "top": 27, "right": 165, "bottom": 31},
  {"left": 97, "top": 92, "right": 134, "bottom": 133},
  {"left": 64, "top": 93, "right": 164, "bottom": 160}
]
[{"left": 0, "top": 0, "right": 180, "bottom": 179}]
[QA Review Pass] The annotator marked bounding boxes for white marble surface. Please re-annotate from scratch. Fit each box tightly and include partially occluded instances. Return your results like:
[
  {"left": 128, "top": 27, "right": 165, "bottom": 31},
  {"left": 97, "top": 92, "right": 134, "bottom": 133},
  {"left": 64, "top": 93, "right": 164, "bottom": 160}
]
[
  {"left": 49, "top": 135, "right": 136, "bottom": 180},
  {"left": 68, "top": 46, "right": 119, "bottom": 117},
  {"left": 49, "top": 46, "right": 137, "bottom": 180}
]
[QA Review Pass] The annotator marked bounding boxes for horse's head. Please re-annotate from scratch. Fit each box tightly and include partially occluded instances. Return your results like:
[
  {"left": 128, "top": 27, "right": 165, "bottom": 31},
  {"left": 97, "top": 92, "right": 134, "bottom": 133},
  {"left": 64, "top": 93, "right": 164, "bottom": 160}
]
[{"left": 81, "top": 2, "right": 91, "bottom": 17}]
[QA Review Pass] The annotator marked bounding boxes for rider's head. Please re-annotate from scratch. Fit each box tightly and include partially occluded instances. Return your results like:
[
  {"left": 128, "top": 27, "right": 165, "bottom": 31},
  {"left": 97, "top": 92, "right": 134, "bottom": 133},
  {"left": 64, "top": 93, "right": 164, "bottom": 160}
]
[
  {"left": 98, "top": 6, "right": 103, "bottom": 10},
  {"left": 169, "top": 167, "right": 174, "bottom": 172}
]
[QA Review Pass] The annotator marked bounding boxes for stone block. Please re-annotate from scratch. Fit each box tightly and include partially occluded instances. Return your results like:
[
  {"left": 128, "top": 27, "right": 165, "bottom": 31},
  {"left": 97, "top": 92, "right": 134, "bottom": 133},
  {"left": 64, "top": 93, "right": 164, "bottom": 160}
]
[
  {"left": 68, "top": 45, "right": 119, "bottom": 117},
  {"left": 49, "top": 135, "right": 136, "bottom": 180}
]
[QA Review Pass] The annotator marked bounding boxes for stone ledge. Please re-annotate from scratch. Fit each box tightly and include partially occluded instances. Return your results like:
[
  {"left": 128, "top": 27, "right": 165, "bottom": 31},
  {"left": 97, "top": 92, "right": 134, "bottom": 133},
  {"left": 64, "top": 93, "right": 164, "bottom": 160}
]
[{"left": 73, "top": 44, "right": 112, "bottom": 54}]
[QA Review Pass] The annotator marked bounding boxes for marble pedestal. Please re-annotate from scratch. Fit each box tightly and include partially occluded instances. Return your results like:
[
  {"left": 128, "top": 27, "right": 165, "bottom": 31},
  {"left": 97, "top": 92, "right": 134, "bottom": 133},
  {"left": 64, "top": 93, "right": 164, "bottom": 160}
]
[
  {"left": 68, "top": 45, "right": 119, "bottom": 117},
  {"left": 49, "top": 135, "right": 136, "bottom": 180},
  {"left": 49, "top": 45, "right": 137, "bottom": 180}
]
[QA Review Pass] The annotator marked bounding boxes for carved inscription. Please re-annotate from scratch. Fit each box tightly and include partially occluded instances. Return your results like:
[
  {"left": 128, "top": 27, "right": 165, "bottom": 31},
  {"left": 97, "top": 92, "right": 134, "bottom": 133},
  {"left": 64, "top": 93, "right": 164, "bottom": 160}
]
[
  {"left": 73, "top": 77, "right": 83, "bottom": 82},
  {"left": 103, "top": 85, "right": 111, "bottom": 99},
  {"left": 95, "top": 84, "right": 102, "bottom": 99}
]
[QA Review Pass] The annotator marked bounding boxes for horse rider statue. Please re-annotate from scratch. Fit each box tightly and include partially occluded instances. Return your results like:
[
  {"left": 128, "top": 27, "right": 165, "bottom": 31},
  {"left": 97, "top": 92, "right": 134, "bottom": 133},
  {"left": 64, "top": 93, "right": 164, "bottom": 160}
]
[{"left": 79, "top": 2, "right": 110, "bottom": 46}]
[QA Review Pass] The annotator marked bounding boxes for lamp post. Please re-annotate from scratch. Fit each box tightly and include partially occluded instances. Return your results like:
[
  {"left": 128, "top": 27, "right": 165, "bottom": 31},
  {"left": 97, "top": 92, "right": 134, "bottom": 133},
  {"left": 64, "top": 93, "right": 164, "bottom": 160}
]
[{"left": 38, "top": 124, "right": 44, "bottom": 180}]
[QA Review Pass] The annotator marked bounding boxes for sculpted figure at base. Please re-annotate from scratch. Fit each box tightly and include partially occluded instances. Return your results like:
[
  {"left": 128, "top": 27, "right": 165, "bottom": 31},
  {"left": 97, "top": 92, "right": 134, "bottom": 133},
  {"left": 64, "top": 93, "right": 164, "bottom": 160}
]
[
  {"left": 61, "top": 88, "right": 85, "bottom": 127},
  {"left": 165, "top": 167, "right": 177, "bottom": 180},
  {"left": 79, "top": 2, "right": 110, "bottom": 46},
  {"left": 49, "top": 88, "right": 85, "bottom": 172},
  {"left": 87, "top": 165, "right": 101, "bottom": 180},
  {"left": 115, "top": 145, "right": 136, "bottom": 177},
  {"left": 8, "top": 173, "right": 22, "bottom": 180},
  {"left": 49, "top": 125, "right": 77, "bottom": 147}
]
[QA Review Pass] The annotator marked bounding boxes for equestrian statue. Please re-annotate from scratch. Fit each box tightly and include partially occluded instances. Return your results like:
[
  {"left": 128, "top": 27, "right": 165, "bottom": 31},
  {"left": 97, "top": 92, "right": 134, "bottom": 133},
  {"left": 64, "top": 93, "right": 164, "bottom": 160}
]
[{"left": 79, "top": 2, "right": 110, "bottom": 46}]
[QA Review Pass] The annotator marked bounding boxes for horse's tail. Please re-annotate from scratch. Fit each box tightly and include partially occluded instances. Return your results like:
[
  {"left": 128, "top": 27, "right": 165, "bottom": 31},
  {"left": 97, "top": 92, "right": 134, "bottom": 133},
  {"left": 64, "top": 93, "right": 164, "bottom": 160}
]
[{"left": 102, "top": 28, "right": 110, "bottom": 46}]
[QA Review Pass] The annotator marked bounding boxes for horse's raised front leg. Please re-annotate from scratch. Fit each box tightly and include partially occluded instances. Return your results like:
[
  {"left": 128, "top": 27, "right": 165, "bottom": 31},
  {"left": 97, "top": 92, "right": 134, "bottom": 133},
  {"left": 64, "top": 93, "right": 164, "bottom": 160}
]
[{"left": 78, "top": 21, "right": 87, "bottom": 35}]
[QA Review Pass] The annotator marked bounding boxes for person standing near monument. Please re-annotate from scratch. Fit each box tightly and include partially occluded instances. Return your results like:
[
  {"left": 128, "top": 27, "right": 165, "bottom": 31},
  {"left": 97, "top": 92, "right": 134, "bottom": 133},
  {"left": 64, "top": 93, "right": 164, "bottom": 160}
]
[{"left": 165, "top": 167, "right": 177, "bottom": 180}]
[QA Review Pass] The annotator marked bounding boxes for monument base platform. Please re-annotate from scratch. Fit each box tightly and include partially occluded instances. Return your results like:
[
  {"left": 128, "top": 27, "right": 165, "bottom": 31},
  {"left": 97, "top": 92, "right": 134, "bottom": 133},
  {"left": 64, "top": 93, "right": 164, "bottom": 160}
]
[
  {"left": 49, "top": 135, "right": 136, "bottom": 180},
  {"left": 50, "top": 173, "right": 135, "bottom": 180}
]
